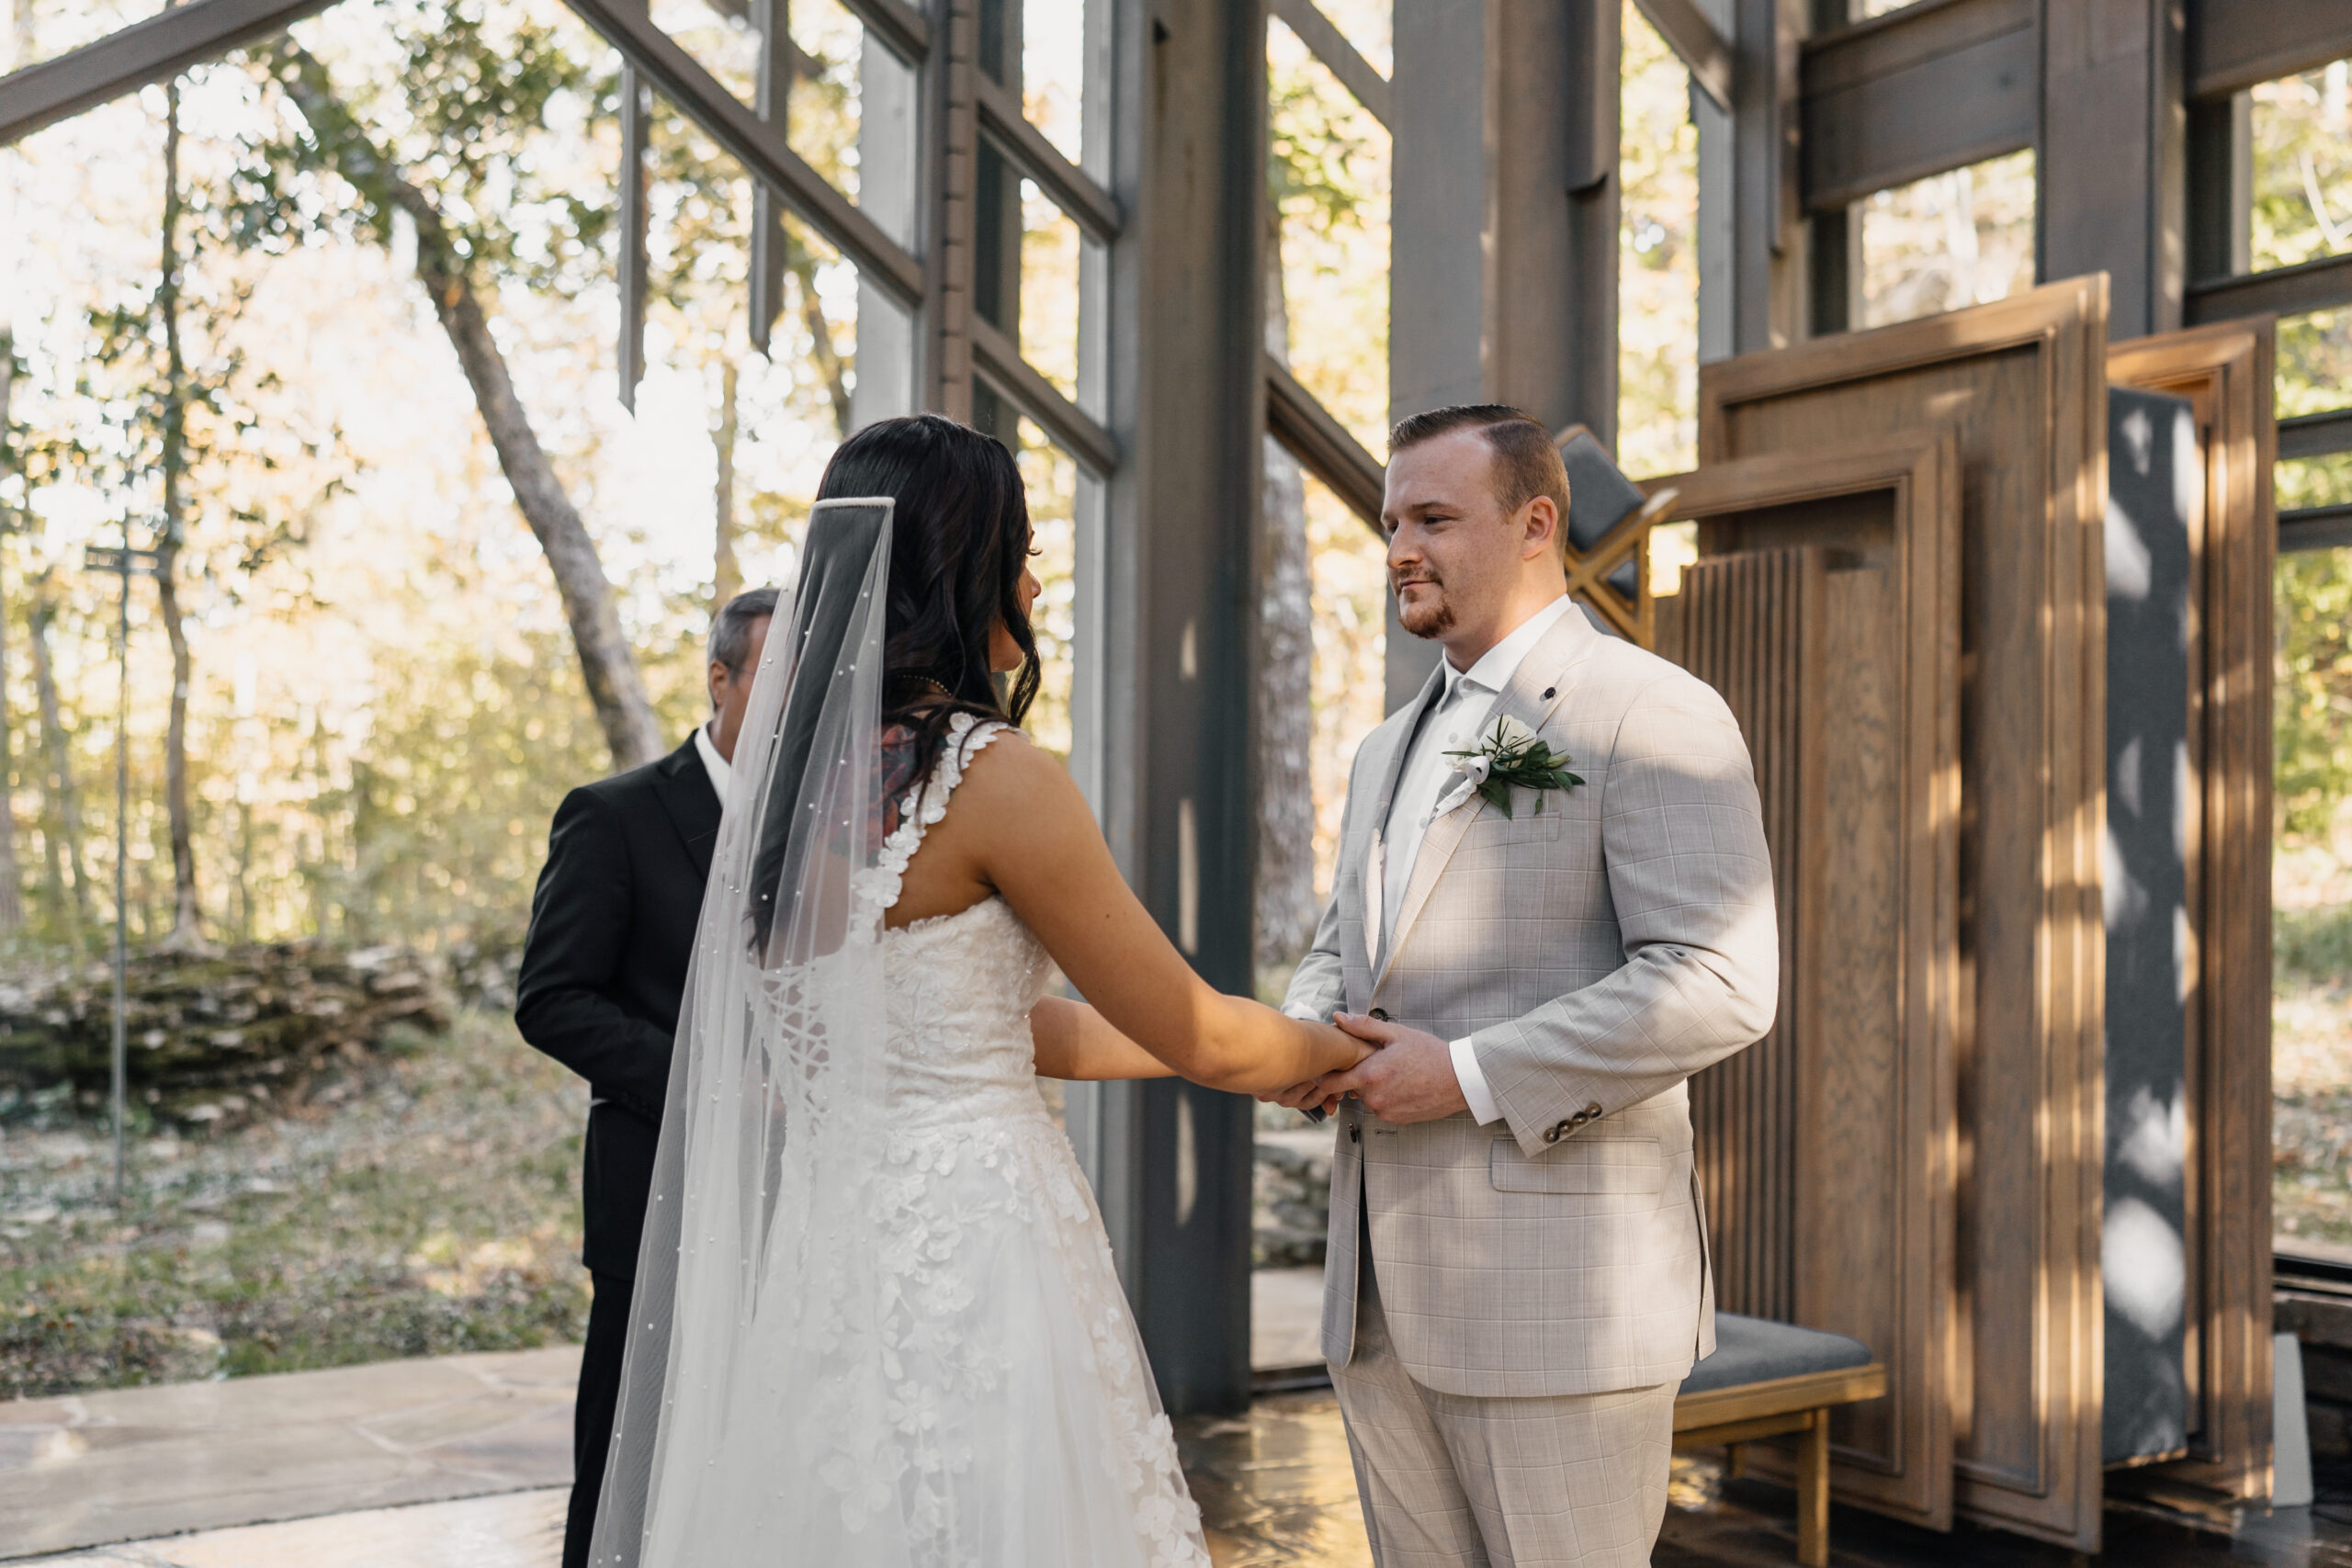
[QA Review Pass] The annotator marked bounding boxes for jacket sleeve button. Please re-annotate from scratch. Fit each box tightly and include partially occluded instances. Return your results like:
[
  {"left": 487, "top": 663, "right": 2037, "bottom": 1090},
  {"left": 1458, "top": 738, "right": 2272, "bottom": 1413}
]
[
  {"left": 1586, "top": 1102, "right": 1603, "bottom": 1118},
  {"left": 1369, "top": 1008, "right": 1391, "bottom": 1021}
]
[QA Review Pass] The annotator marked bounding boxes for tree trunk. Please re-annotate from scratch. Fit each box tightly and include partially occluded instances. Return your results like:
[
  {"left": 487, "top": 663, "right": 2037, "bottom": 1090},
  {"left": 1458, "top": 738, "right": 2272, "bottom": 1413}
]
[
  {"left": 276, "top": 49, "right": 667, "bottom": 772},
  {"left": 0, "top": 316, "right": 26, "bottom": 940},
  {"left": 1255, "top": 211, "right": 1317, "bottom": 976},
  {"left": 713, "top": 355, "right": 742, "bottom": 607},
  {"left": 29, "top": 592, "right": 92, "bottom": 954},
  {"left": 155, "top": 77, "right": 203, "bottom": 950},
  {"left": 786, "top": 234, "right": 854, "bottom": 435}
]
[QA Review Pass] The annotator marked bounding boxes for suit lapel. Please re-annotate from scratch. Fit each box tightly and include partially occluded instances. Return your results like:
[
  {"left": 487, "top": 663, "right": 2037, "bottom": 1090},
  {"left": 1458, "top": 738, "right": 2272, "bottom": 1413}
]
[
  {"left": 1371, "top": 607, "right": 1602, "bottom": 998},
  {"left": 1352, "top": 666, "right": 1447, "bottom": 978},
  {"left": 651, "top": 736, "right": 723, "bottom": 881}
]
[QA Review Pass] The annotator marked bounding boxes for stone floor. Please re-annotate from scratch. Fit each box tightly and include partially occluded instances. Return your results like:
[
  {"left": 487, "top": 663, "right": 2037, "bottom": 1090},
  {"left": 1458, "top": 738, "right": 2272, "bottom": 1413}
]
[{"left": 12, "top": 1256, "right": 2352, "bottom": 1567}]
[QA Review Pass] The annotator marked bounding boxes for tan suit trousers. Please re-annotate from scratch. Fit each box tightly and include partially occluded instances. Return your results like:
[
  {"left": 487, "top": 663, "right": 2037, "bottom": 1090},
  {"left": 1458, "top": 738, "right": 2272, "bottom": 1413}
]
[{"left": 1335, "top": 1220, "right": 1675, "bottom": 1567}]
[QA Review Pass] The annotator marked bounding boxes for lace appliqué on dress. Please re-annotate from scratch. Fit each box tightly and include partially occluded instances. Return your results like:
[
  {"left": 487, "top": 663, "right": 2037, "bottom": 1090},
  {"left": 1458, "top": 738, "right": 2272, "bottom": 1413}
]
[
  {"left": 852, "top": 711, "right": 1012, "bottom": 924},
  {"left": 813, "top": 710, "right": 1208, "bottom": 1568}
]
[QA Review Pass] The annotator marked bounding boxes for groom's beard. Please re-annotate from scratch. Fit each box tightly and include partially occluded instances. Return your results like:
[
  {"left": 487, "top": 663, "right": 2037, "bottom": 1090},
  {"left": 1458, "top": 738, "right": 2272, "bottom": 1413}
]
[{"left": 1392, "top": 573, "right": 1455, "bottom": 638}]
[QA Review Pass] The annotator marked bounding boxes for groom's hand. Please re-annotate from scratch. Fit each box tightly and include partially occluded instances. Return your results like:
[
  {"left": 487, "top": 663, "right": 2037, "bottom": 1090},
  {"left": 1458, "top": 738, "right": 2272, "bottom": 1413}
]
[{"left": 1317, "top": 1013, "right": 1469, "bottom": 1125}]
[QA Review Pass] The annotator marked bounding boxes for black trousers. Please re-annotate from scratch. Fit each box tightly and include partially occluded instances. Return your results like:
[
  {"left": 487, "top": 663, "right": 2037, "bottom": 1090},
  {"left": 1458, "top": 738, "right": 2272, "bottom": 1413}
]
[{"left": 563, "top": 1270, "right": 633, "bottom": 1568}]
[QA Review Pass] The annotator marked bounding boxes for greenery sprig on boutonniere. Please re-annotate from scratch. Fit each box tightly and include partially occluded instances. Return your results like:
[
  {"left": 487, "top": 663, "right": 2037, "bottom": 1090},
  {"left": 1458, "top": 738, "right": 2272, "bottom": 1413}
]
[{"left": 1444, "top": 715, "right": 1585, "bottom": 818}]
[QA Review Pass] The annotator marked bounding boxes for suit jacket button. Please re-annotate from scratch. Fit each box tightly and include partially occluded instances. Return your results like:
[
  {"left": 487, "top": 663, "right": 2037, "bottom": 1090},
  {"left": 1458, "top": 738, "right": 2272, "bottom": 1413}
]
[
  {"left": 1546, "top": 1122, "right": 1567, "bottom": 1143},
  {"left": 1369, "top": 1008, "right": 1391, "bottom": 1021},
  {"left": 1586, "top": 1102, "right": 1603, "bottom": 1118},
  {"left": 1350, "top": 1125, "right": 1361, "bottom": 1144}
]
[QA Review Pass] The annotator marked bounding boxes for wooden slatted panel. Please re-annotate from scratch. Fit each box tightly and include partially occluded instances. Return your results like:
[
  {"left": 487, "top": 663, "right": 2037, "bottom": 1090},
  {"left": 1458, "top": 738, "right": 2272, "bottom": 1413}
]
[{"left": 1664, "top": 548, "right": 1811, "bottom": 1325}]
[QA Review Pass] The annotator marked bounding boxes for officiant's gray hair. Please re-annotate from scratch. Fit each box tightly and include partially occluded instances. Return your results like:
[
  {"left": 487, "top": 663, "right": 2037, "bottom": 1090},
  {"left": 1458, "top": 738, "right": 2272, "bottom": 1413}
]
[
  {"left": 708, "top": 586, "right": 780, "bottom": 682},
  {"left": 1387, "top": 404, "right": 1573, "bottom": 559}
]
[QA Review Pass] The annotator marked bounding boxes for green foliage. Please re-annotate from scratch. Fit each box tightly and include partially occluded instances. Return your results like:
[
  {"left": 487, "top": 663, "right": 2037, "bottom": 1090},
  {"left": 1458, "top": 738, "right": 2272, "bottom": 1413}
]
[
  {"left": 1266, "top": 51, "right": 1372, "bottom": 239},
  {"left": 2278, "top": 903, "right": 2352, "bottom": 988},
  {"left": 311, "top": 631, "right": 614, "bottom": 949},
  {"left": 2278, "top": 547, "right": 2352, "bottom": 845}
]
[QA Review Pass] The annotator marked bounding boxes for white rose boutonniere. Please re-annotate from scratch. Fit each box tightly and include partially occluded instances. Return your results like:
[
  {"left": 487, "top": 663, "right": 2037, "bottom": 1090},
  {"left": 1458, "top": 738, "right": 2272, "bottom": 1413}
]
[{"left": 1443, "top": 715, "right": 1585, "bottom": 818}]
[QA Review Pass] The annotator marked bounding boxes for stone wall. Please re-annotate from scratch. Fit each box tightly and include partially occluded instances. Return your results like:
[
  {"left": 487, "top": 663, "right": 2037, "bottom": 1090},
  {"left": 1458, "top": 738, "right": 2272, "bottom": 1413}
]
[{"left": 1254, "top": 1128, "right": 1332, "bottom": 1267}]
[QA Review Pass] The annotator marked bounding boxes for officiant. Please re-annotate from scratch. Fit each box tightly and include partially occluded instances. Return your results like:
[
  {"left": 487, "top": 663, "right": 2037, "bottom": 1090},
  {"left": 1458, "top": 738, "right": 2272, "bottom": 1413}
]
[{"left": 515, "top": 586, "right": 775, "bottom": 1568}]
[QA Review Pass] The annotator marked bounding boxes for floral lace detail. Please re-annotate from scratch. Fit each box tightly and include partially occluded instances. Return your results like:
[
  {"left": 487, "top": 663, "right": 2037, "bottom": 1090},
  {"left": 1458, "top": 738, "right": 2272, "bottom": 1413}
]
[
  {"left": 807, "top": 715, "right": 1208, "bottom": 1567},
  {"left": 851, "top": 711, "right": 1013, "bottom": 926}
]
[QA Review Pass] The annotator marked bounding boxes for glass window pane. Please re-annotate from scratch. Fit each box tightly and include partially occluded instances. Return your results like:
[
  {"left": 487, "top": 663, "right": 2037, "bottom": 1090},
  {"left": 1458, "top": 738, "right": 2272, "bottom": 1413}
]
[
  {"left": 1017, "top": 181, "right": 1084, "bottom": 404},
  {"left": 788, "top": 0, "right": 867, "bottom": 206},
  {"left": 1619, "top": 0, "right": 1700, "bottom": 480},
  {"left": 1268, "top": 14, "right": 1391, "bottom": 458},
  {"left": 1014, "top": 419, "right": 1080, "bottom": 763},
  {"left": 2280, "top": 307, "right": 2352, "bottom": 420},
  {"left": 2249, "top": 58, "right": 2352, "bottom": 276},
  {"left": 1020, "top": 0, "right": 1091, "bottom": 168},
  {"left": 2273, "top": 543, "right": 2352, "bottom": 1247},
  {"left": 1859, "top": 149, "right": 2036, "bottom": 329}
]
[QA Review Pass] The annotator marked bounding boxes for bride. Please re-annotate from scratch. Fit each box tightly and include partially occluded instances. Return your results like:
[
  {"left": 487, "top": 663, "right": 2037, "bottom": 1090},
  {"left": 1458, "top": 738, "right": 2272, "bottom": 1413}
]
[{"left": 587, "top": 414, "right": 1366, "bottom": 1566}]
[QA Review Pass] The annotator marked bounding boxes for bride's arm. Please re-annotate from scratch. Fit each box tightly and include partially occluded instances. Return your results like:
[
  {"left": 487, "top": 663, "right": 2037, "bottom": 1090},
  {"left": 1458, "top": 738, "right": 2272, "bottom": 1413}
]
[
  {"left": 1030, "top": 997, "right": 1178, "bottom": 1081},
  {"left": 933, "top": 733, "right": 1368, "bottom": 1095}
]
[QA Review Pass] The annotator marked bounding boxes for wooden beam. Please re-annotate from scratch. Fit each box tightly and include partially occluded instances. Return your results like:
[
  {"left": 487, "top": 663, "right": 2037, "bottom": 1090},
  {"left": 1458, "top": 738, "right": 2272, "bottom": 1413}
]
[
  {"left": 564, "top": 0, "right": 927, "bottom": 305},
  {"left": 2187, "top": 0, "right": 2352, "bottom": 100},
  {"left": 972, "top": 69, "right": 1122, "bottom": 241},
  {"left": 839, "top": 0, "right": 932, "bottom": 66},
  {"left": 2186, "top": 251, "right": 2352, "bottom": 325},
  {"left": 1799, "top": 0, "right": 2035, "bottom": 211},
  {"left": 969, "top": 314, "right": 1120, "bottom": 476},
  {"left": 2280, "top": 407, "right": 2352, "bottom": 462},
  {"left": 2282, "top": 503, "right": 2352, "bottom": 553},
  {"left": 1671, "top": 1363, "right": 1889, "bottom": 1431},
  {"left": 0, "top": 0, "right": 335, "bottom": 145},
  {"left": 2041, "top": 0, "right": 2186, "bottom": 338},
  {"left": 617, "top": 62, "right": 649, "bottom": 411},
  {"left": 1263, "top": 358, "right": 1385, "bottom": 531},
  {"left": 1672, "top": 1409, "right": 1817, "bottom": 1449},
  {"left": 1632, "top": 0, "right": 1733, "bottom": 111},
  {"left": 1266, "top": 0, "right": 1391, "bottom": 127},
  {"left": 748, "top": 0, "right": 794, "bottom": 355}
]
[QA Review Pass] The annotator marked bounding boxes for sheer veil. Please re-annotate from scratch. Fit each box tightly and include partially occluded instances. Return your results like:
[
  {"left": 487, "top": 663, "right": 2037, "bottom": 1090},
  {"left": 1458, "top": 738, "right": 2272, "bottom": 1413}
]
[{"left": 588, "top": 497, "right": 904, "bottom": 1565}]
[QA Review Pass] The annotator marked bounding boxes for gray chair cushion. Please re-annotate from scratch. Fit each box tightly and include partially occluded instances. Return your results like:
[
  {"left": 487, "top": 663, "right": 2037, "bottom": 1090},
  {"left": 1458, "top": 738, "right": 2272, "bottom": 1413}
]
[{"left": 1679, "top": 1313, "right": 1873, "bottom": 1395}]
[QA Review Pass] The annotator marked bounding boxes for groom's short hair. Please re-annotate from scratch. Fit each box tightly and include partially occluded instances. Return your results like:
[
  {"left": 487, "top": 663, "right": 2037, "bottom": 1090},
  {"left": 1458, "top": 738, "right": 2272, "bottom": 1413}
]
[
  {"left": 1387, "top": 405, "right": 1573, "bottom": 558},
  {"left": 709, "top": 586, "right": 780, "bottom": 677}
]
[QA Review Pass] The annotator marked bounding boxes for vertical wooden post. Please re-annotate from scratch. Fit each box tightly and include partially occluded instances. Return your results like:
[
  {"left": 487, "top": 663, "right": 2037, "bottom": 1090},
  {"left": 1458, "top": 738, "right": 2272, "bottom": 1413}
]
[{"left": 1797, "top": 1410, "right": 1830, "bottom": 1568}]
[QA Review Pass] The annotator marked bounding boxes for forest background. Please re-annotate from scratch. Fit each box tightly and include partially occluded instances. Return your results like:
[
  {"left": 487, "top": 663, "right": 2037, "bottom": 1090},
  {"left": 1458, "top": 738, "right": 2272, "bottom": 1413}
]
[{"left": 0, "top": 0, "right": 2347, "bottom": 1391}]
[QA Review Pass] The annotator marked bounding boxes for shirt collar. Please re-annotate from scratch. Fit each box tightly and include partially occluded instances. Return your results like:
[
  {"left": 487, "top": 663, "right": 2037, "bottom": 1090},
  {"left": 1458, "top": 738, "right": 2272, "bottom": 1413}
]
[
  {"left": 693, "top": 721, "right": 732, "bottom": 804},
  {"left": 1443, "top": 593, "right": 1577, "bottom": 701}
]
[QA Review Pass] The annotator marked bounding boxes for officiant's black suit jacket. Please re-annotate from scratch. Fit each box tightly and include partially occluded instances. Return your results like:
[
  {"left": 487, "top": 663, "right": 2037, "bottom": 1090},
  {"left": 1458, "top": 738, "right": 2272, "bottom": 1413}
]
[{"left": 516, "top": 736, "right": 719, "bottom": 1280}]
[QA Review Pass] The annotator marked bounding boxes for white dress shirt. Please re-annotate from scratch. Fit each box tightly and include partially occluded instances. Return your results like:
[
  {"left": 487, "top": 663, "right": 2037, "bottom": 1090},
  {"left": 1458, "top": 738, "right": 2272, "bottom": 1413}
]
[
  {"left": 1375, "top": 593, "right": 1578, "bottom": 1125},
  {"left": 694, "top": 722, "right": 733, "bottom": 807}
]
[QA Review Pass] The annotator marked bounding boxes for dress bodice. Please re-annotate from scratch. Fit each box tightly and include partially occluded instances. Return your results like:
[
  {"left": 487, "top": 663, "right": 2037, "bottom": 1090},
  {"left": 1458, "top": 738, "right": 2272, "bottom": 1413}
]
[{"left": 869, "top": 715, "right": 1056, "bottom": 1129}]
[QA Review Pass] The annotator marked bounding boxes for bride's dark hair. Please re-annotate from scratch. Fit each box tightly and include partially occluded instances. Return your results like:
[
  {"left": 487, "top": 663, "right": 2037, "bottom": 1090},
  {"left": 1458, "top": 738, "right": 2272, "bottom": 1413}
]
[{"left": 813, "top": 414, "right": 1041, "bottom": 788}]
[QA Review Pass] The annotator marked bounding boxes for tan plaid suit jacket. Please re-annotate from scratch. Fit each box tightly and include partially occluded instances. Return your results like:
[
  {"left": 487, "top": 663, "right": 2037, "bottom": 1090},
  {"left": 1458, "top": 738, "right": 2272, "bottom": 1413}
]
[{"left": 1283, "top": 605, "right": 1778, "bottom": 1400}]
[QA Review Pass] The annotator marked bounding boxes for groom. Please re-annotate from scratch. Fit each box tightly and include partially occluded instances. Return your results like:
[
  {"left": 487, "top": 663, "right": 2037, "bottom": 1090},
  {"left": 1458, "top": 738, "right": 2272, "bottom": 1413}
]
[{"left": 1274, "top": 406, "right": 1777, "bottom": 1566}]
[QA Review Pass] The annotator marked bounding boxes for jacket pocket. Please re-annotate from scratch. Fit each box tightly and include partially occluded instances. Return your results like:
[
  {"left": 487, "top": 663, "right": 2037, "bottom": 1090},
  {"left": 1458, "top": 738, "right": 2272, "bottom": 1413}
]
[{"left": 1489, "top": 1135, "right": 1665, "bottom": 1195}]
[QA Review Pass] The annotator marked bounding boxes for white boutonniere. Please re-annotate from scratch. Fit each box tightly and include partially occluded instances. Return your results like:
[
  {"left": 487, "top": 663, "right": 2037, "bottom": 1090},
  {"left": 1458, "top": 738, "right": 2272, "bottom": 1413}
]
[{"left": 1442, "top": 715, "right": 1585, "bottom": 818}]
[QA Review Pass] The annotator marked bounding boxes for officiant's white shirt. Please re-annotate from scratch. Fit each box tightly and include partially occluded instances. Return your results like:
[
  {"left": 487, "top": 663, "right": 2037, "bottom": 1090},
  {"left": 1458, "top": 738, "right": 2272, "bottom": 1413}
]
[
  {"left": 1376, "top": 592, "right": 1579, "bottom": 1126},
  {"left": 695, "top": 722, "right": 732, "bottom": 805}
]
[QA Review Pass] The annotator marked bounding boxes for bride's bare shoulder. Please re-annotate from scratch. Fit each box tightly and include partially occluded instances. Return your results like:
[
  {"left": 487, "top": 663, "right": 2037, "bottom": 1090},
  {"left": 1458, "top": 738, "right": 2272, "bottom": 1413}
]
[{"left": 949, "top": 723, "right": 1082, "bottom": 812}]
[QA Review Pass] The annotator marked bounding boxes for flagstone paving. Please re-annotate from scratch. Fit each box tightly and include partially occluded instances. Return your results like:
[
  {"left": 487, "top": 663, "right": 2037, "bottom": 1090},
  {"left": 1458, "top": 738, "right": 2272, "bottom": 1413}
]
[{"left": 0, "top": 1348, "right": 576, "bottom": 1561}]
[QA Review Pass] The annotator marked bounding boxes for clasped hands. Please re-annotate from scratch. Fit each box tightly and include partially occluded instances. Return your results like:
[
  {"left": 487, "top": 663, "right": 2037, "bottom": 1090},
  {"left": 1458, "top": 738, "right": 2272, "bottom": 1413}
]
[{"left": 1261, "top": 1012, "right": 1470, "bottom": 1124}]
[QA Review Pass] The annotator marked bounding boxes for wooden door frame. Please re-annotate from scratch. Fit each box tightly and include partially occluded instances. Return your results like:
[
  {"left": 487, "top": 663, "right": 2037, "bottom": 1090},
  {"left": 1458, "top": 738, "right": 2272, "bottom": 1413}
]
[
  {"left": 1646, "top": 434, "right": 1963, "bottom": 1529},
  {"left": 2107, "top": 319, "right": 2277, "bottom": 1502}
]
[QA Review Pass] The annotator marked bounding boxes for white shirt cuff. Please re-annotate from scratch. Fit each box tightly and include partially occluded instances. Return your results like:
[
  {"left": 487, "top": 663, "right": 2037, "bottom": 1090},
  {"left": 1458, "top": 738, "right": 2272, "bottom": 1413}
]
[{"left": 1450, "top": 1036, "right": 1502, "bottom": 1125}]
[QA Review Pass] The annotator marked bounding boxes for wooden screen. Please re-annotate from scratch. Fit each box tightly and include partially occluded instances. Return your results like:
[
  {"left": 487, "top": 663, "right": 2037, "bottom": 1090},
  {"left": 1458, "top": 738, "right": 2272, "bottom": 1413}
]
[
  {"left": 2107, "top": 321, "right": 2277, "bottom": 1500},
  {"left": 1697, "top": 278, "right": 2111, "bottom": 1550},
  {"left": 1651, "top": 437, "right": 1962, "bottom": 1528}
]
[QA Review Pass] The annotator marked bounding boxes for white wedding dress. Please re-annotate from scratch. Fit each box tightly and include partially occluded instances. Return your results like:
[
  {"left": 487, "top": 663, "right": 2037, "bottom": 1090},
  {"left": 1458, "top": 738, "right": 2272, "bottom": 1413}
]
[
  {"left": 740, "top": 716, "right": 1213, "bottom": 1567},
  {"left": 592, "top": 499, "right": 1208, "bottom": 1568}
]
